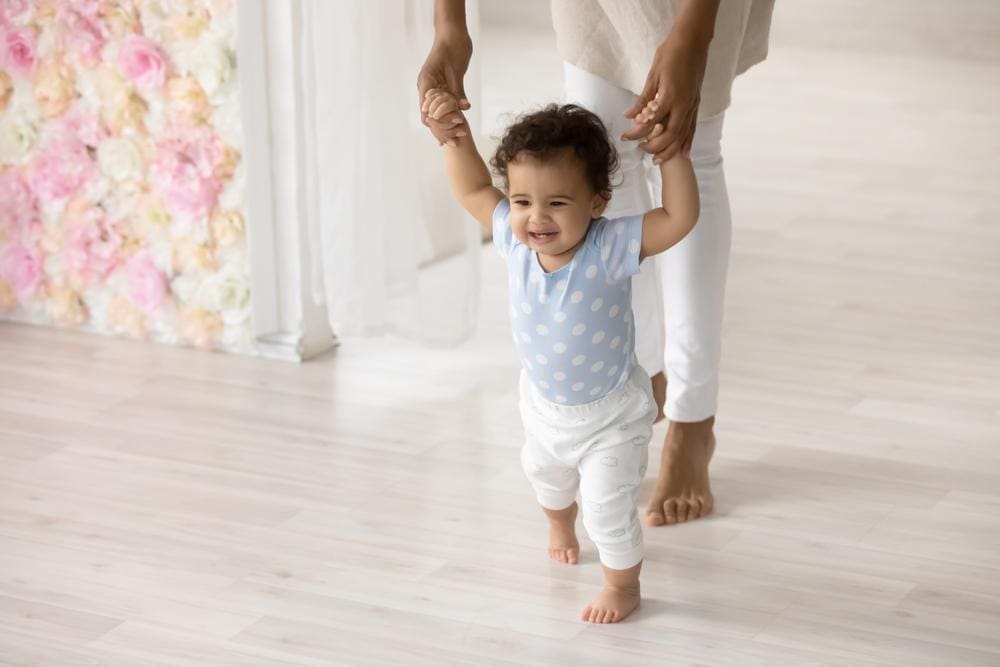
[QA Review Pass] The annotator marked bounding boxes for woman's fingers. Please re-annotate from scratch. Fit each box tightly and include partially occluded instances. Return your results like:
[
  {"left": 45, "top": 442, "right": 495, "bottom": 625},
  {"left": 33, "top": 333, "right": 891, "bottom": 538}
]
[
  {"left": 643, "top": 122, "right": 665, "bottom": 141},
  {"left": 652, "top": 105, "right": 698, "bottom": 163}
]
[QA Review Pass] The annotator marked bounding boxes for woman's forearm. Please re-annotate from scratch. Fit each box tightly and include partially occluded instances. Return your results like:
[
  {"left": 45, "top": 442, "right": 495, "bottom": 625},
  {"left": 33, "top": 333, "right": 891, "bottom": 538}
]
[
  {"left": 434, "top": 0, "right": 469, "bottom": 36},
  {"left": 670, "top": 0, "right": 720, "bottom": 48}
]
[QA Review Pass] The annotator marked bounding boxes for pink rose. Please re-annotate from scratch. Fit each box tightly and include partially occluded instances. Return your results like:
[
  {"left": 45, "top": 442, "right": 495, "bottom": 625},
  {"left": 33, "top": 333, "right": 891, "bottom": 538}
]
[
  {"left": 59, "top": 6, "right": 106, "bottom": 67},
  {"left": 64, "top": 0, "right": 100, "bottom": 20},
  {"left": 0, "top": 168, "right": 37, "bottom": 234},
  {"left": 62, "top": 205, "right": 121, "bottom": 284},
  {"left": 28, "top": 133, "right": 95, "bottom": 202},
  {"left": 62, "top": 107, "right": 107, "bottom": 148},
  {"left": 124, "top": 253, "right": 167, "bottom": 313},
  {"left": 2, "top": 27, "right": 36, "bottom": 74},
  {"left": 117, "top": 34, "right": 166, "bottom": 89},
  {"left": 153, "top": 126, "right": 224, "bottom": 219},
  {"left": 0, "top": 240, "right": 42, "bottom": 300}
]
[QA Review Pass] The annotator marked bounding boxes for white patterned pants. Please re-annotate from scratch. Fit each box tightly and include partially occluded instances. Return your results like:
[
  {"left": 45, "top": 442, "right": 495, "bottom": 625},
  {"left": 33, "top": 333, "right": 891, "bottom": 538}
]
[
  {"left": 565, "top": 63, "right": 733, "bottom": 423},
  {"left": 519, "top": 363, "right": 657, "bottom": 570}
]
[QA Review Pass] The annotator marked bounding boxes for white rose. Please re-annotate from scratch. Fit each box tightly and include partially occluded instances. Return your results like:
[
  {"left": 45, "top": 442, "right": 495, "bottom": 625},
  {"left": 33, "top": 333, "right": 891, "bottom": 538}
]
[
  {"left": 0, "top": 113, "right": 37, "bottom": 163},
  {"left": 188, "top": 263, "right": 249, "bottom": 323},
  {"left": 189, "top": 39, "right": 233, "bottom": 96},
  {"left": 97, "top": 136, "right": 145, "bottom": 182},
  {"left": 169, "top": 273, "right": 199, "bottom": 304}
]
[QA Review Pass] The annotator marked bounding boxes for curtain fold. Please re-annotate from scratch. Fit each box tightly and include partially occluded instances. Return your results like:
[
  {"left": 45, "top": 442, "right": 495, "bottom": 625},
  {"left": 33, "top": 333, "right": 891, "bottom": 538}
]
[{"left": 301, "top": 0, "right": 482, "bottom": 345}]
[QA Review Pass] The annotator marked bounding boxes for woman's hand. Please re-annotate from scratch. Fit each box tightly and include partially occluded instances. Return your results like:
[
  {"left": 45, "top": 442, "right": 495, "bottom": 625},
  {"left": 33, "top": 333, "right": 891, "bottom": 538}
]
[
  {"left": 417, "top": 32, "right": 473, "bottom": 146},
  {"left": 621, "top": 30, "right": 711, "bottom": 163}
]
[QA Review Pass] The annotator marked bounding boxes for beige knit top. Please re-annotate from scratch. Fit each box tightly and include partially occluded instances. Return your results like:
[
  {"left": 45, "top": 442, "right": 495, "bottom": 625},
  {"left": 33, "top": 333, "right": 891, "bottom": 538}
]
[{"left": 551, "top": 0, "right": 775, "bottom": 119}]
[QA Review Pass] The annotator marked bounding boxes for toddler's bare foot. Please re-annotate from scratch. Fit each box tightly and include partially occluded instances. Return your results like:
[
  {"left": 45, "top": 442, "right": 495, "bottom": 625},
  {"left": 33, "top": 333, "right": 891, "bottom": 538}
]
[
  {"left": 582, "top": 562, "right": 642, "bottom": 623},
  {"left": 543, "top": 502, "right": 579, "bottom": 565}
]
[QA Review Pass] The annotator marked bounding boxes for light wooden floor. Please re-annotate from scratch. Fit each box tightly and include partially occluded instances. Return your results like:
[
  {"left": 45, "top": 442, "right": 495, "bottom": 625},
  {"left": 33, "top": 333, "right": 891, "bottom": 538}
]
[{"left": 3, "top": 6, "right": 1000, "bottom": 667}]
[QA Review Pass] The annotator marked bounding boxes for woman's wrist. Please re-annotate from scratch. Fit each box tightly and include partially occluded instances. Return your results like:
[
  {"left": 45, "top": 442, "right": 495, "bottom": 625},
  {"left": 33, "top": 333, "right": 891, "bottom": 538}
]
[
  {"left": 435, "top": 25, "right": 471, "bottom": 44},
  {"left": 433, "top": 28, "right": 473, "bottom": 62}
]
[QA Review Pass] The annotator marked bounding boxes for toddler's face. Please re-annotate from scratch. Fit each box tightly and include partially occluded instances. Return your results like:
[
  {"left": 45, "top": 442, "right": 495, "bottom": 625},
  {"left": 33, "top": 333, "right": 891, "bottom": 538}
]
[{"left": 507, "top": 149, "right": 608, "bottom": 259}]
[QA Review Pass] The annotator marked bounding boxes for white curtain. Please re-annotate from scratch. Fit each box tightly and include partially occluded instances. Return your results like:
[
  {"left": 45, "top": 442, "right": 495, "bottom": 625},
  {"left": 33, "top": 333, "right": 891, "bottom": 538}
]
[{"left": 300, "top": 0, "right": 482, "bottom": 345}]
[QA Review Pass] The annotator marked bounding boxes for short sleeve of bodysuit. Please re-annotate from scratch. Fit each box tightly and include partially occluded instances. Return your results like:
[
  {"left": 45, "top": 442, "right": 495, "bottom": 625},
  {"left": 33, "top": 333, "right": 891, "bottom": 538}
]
[
  {"left": 589, "top": 214, "right": 644, "bottom": 283},
  {"left": 492, "top": 198, "right": 516, "bottom": 259}
]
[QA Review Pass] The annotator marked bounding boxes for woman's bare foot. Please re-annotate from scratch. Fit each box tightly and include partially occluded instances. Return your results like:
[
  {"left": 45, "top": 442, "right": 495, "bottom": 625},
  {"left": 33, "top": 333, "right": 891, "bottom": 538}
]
[
  {"left": 542, "top": 503, "right": 579, "bottom": 564},
  {"left": 582, "top": 562, "right": 642, "bottom": 623},
  {"left": 650, "top": 372, "right": 666, "bottom": 423},
  {"left": 645, "top": 417, "right": 716, "bottom": 526}
]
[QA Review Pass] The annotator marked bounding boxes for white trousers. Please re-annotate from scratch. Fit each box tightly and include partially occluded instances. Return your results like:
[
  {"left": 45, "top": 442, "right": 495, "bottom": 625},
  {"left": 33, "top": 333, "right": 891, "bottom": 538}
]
[
  {"left": 564, "top": 63, "right": 733, "bottom": 423},
  {"left": 519, "top": 363, "right": 656, "bottom": 570}
]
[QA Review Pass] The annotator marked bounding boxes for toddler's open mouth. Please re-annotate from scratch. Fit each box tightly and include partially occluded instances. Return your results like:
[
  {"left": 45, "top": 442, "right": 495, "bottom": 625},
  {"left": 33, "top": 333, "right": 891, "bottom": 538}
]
[{"left": 529, "top": 231, "right": 558, "bottom": 245}]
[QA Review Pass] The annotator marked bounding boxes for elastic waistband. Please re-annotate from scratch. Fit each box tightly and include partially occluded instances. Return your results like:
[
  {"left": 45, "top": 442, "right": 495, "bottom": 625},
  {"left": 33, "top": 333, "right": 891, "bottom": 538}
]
[{"left": 522, "top": 359, "right": 647, "bottom": 417}]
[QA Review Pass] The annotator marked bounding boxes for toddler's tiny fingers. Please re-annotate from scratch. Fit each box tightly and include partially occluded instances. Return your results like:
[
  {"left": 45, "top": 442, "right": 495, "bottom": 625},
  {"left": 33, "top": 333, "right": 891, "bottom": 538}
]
[
  {"left": 427, "top": 98, "right": 447, "bottom": 119},
  {"left": 429, "top": 95, "right": 458, "bottom": 119},
  {"left": 421, "top": 91, "right": 443, "bottom": 113}
]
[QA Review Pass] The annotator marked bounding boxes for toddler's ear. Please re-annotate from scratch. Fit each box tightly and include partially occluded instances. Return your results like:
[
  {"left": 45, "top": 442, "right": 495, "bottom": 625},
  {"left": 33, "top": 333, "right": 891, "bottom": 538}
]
[{"left": 591, "top": 192, "right": 610, "bottom": 218}]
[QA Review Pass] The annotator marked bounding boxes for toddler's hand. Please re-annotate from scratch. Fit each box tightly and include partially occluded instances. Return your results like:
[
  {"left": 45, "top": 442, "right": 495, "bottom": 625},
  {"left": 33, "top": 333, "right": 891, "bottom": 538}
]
[
  {"left": 637, "top": 95, "right": 668, "bottom": 163},
  {"left": 634, "top": 93, "right": 662, "bottom": 126},
  {"left": 422, "top": 87, "right": 460, "bottom": 120},
  {"left": 421, "top": 88, "right": 468, "bottom": 146}
]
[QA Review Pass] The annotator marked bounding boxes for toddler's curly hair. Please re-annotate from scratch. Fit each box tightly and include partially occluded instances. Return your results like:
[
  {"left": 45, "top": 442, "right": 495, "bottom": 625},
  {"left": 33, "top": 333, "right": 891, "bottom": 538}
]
[{"left": 490, "top": 104, "right": 619, "bottom": 201}]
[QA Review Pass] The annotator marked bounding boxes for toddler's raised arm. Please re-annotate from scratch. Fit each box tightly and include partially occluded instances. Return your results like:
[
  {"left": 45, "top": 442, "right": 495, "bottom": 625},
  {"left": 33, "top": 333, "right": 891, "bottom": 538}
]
[
  {"left": 637, "top": 97, "right": 700, "bottom": 259},
  {"left": 423, "top": 88, "right": 504, "bottom": 231}
]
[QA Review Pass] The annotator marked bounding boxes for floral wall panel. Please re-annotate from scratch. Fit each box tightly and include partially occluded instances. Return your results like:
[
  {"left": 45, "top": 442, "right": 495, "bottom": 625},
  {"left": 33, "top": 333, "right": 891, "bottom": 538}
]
[{"left": 0, "top": 0, "right": 252, "bottom": 353}]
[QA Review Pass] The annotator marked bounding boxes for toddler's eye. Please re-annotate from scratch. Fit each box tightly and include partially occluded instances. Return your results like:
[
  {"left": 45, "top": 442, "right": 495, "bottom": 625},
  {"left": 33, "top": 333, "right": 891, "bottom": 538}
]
[
  {"left": 513, "top": 200, "right": 530, "bottom": 207},
  {"left": 551, "top": 202, "right": 566, "bottom": 207}
]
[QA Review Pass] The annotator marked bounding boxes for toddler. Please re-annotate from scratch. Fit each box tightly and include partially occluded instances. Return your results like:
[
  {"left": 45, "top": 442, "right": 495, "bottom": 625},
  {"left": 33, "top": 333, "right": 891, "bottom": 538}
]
[{"left": 423, "top": 89, "right": 699, "bottom": 623}]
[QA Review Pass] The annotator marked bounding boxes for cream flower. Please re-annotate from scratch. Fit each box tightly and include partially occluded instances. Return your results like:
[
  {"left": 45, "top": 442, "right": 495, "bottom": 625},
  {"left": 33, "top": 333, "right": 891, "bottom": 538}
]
[
  {"left": 178, "top": 305, "right": 221, "bottom": 349},
  {"left": 210, "top": 210, "right": 244, "bottom": 248},
  {"left": 187, "top": 264, "right": 249, "bottom": 328},
  {"left": 165, "top": 5, "right": 210, "bottom": 40},
  {"left": 97, "top": 136, "right": 144, "bottom": 182},
  {"left": 0, "top": 70, "right": 12, "bottom": 111},
  {"left": 172, "top": 237, "right": 216, "bottom": 273},
  {"left": 0, "top": 280, "right": 16, "bottom": 312},
  {"left": 104, "top": 91, "right": 148, "bottom": 135},
  {"left": 107, "top": 294, "right": 147, "bottom": 339},
  {"left": 95, "top": 65, "right": 147, "bottom": 134},
  {"left": 33, "top": 60, "right": 75, "bottom": 118},
  {"left": 188, "top": 39, "right": 232, "bottom": 96},
  {"left": 95, "top": 64, "right": 129, "bottom": 100},
  {"left": 136, "top": 192, "right": 172, "bottom": 230},
  {"left": 214, "top": 143, "right": 240, "bottom": 181},
  {"left": 0, "top": 111, "right": 37, "bottom": 163},
  {"left": 165, "top": 75, "right": 208, "bottom": 123},
  {"left": 100, "top": 3, "right": 141, "bottom": 38},
  {"left": 46, "top": 284, "right": 87, "bottom": 327}
]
